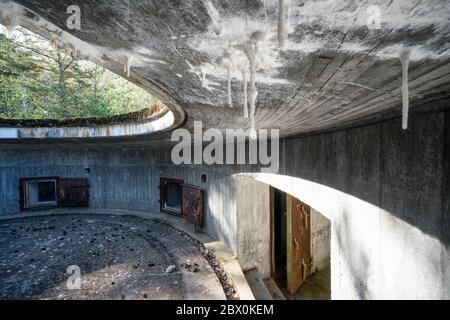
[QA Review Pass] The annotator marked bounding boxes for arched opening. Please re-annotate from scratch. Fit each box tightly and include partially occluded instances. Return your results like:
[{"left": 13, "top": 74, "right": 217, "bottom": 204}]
[
  {"left": 236, "top": 175, "right": 331, "bottom": 300},
  {"left": 0, "top": 26, "right": 162, "bottom": 120},
  {"left": 0, "top": 7, "right": 184, "bottom": 139}
]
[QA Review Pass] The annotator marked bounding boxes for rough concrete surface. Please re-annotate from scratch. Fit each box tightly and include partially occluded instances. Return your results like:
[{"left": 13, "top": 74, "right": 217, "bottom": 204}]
[
  {"left": 0, "top": 214, "right": 226, "bottom": 300},
  {"left": 0, "top": 146, "right": 258, "bottom": 254},
  {"left": 283, "top": 267, "right": 331, "bottom": 300},
  {"left": 0, "top": 110, "right": 448, "bottom": 299},
  {"left": 236, "top": 176, "right": 271, "bottom": 278},
  {"left": 0, "top": 0, "right": 448, "bottom": 302},
  {"left": 0, "top": 0, "right": 449, "bottom": 148}
]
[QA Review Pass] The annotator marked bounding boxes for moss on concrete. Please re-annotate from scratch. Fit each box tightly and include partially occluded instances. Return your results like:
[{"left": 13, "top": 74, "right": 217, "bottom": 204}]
[{"left": 0, "top": 101, "right": 167, "bottom": 128}]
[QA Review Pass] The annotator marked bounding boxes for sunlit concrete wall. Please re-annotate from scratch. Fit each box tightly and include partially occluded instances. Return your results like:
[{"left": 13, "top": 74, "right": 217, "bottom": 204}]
[
  {"left": 236, "top": 176, "right": 271, "bottom": 278},
  {"left": 310, "top": 208, "right": 331, "bottom": 274},
  {"left": 246, "top": 109, "right": 449, "bottom": 300}
]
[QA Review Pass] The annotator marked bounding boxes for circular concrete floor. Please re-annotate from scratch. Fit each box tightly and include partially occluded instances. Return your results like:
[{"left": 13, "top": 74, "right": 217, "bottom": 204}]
[{"left": 0, "top": 214, "right": 226, "bottom": 300}]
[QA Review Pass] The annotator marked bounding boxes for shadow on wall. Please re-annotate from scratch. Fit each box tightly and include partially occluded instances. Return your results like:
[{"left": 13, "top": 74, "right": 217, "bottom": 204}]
[
  {"left": 444, "top": 111, "right": 450, "bottom": 247},
  {"left": 283, "top": 111, "right": 449, "bottom": 247},
  {"left": 336, "top": 208, "right": 371, "bottom": 300},
  {"left": 207, "top": 173, "right": 237, "bottom": 252}
]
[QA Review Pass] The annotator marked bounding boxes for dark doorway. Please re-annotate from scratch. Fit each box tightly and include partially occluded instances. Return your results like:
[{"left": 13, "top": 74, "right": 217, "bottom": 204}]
[
  {"left": 270, "top": 187, "right": 331, "bottom": 300},
  {"left": 271, "top": 188, "right": 287, "bottom": 287}
]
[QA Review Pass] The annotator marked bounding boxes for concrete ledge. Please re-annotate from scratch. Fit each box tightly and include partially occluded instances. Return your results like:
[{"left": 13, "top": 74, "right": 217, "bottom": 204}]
[
  {"left": 0, "top": 208, "right": 255, "bottom": 300},
  {"left": 244, "top": 269, "right": 273, "bottom": 300},
  {"left": 0, "top": 108, "right": 175, "bottom": 139}
]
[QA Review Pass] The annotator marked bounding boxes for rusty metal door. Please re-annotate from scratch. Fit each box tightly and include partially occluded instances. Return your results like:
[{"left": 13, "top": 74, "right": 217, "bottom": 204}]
[
  {"left": 286, "top": 195, "right": 311, "bottom": 294},
  {"left": 59, "top": 179, "right": 88, "bottom": 207},
  {"left": 181, "top": 184, "right": 204, "bottom": 230}
]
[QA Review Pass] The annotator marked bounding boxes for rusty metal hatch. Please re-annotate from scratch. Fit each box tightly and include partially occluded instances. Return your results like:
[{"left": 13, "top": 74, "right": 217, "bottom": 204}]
[
  {"left": 59, "top": 178, "right": 89, "bottom": 207},
  {"left": 181, "top": 184, "right": 204, "bottom": 231}
]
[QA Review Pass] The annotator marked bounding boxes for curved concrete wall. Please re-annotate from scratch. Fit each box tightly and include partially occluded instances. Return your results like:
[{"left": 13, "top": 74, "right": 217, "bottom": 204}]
[
  {"left": 0, "top": 110, "right": 175, "bottom": 139},
  {"left": 0, "top": 4, "right": 186, "bottom": 139},
  {"left": 0, "top": 110, "right": 448, "bottom": 299},
  {"left": 0, "top": 145, "right": 257, "bottom": 254},
  {"left": 239, "top": 110, "right": 449, "bottom": 300}
]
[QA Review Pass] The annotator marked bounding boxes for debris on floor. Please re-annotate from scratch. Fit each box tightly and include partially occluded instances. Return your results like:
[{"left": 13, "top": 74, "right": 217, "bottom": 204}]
[
  {"left": 165, "top": 265, "right": 176, "bottom": 273},
  {"left": 0, "top": 214, "right": 228, "bottom": 300}
]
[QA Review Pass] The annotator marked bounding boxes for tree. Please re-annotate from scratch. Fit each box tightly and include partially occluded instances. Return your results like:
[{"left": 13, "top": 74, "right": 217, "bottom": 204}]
[{"left": 0, "top": 26, "right": 159, "bottom": 120}]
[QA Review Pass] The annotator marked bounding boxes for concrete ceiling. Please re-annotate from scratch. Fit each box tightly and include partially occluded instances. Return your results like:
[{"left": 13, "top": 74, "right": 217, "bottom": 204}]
[{"left": 1, "top": 0, "right": 450, "bottom": 147}]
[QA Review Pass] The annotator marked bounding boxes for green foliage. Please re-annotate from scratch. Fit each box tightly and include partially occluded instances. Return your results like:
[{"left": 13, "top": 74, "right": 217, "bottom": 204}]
[{"left": 0, "top": 27, "right": 158, "bottom": 119}]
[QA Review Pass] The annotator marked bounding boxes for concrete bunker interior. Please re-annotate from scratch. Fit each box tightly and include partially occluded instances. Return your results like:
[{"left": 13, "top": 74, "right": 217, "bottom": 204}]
[
  {"left": 236, "top": 178, "right": 332, "bottom": 300},
  {"left": 0, "top": 0, "right": 449, "bottom": 301}
]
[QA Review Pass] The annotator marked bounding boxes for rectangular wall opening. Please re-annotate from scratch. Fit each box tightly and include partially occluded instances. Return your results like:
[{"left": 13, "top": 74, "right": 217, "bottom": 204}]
[
  {"left": 272, "top": 188, "right": 287, "bottom": 286},
  {"left": 160, "top": 178, "right": 184, "bottom": 214},
  {"left": 20, "top": 177, "right": 59, "bottom": 210},
  {"left": 19, "top": 177, "right": 89, "bottom": 211}
]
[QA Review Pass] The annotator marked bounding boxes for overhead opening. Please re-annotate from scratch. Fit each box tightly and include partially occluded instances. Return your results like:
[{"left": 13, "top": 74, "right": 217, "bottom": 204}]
[
  {"left": 0, "top": 26, "right": 164, "bottom": 120},
  {"left": 0, "top": 25, "right": 178, "bottom": 138}
]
